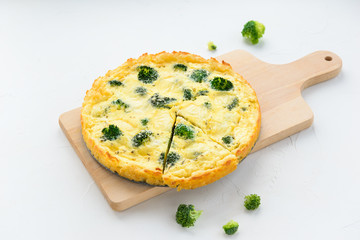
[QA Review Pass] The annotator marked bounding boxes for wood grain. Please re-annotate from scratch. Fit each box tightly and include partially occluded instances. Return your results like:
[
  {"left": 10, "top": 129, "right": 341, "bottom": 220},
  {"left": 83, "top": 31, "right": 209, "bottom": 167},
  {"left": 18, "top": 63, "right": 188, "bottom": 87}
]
[{"left": 59, "top": 50, "right": 342, "bottom": 211}]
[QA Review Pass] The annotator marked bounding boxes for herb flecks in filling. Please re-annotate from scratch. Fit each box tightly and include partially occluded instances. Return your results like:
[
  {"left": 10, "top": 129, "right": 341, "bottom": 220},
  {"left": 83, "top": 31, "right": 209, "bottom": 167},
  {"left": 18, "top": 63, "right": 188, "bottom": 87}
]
[
  {"left": 108, "top": 80, "right": 123, "bottom": 86},
  {"left": 210, "top": 77, "right": 233, "bottom": 91},
  {"left": 101, "top": 125, "right": 123, "bottom": 141},
  {"left": 190, "top": 69, "right": 209, "bottom": 83},
  {"left": 193, "top": 152, "right": 203, "bottom": 159},
  {"left": 196, "top": 89, "right": 209, "bottom": 96},
  {"left": 222, "top": 135, "right": 234, "bottom": 145},
  {"left": 173, "top": 64, "right": 187, "bottom": 71},
  {"left": 183, "top": 89, "right": 208, "bottom": 101},
  {"left": 135, "top": 86, "right": 147, "bottom": 96},
  {"left": 141, "top": 118, "right": 149, "bottom": 126},
  {"left": 174, "top": 123, "right": 195, "bottom": 140},
  {"left": 132, "top": 130, "right": 152, "bottom": 147},
  {"left": 204, "top": 101, "right": 212, "bottom": 109},
  {"left": 159, "top": 151, "right": 180, "bottom": 169},
  {"left": 227, "top": 97, "right": 239, "bottom": 110},
  {"left": 137, "top": 66, "right": 158, "bottom": 84},
  {"left": 150, "top": 93, "right": 177, "bottom": 109}
]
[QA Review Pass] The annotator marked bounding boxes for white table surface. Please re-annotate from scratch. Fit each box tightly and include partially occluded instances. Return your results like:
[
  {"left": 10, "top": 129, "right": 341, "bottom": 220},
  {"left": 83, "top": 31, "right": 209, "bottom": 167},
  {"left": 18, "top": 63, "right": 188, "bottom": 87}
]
[{"left": 1, "top": 0, "right": 360, "bottom": 239}]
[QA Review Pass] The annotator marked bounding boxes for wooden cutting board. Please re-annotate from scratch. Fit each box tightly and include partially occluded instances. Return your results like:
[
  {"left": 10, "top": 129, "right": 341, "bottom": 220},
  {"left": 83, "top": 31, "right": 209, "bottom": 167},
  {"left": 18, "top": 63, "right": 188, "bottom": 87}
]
[{"left": 59, "top": 50, "right": 342, "bottom": 211}]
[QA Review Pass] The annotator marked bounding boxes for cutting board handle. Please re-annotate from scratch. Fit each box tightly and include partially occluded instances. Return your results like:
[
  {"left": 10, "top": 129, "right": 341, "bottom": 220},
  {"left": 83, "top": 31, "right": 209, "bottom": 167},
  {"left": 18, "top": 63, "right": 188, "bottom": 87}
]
[{"left": 285, "top": 50, "right": 342, "bottom": 91}]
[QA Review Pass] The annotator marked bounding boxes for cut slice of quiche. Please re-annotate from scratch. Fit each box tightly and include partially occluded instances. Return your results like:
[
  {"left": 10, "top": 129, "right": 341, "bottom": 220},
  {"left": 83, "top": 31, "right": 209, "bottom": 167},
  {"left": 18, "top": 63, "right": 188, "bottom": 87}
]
[
  {"left": 81, "top": 51, "right": 261, "bottom": 190},
  {"left": 162, "top": 116, "right": 237, "bottom": 190},
  {"left": 177, "top": 83, "right": 260, "bottom": 158}
]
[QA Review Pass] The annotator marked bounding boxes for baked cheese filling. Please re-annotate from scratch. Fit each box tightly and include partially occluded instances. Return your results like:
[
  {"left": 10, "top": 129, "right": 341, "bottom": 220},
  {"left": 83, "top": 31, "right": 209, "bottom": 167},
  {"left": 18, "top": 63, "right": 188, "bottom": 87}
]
[{"left": 81, "top": 52, "right": 260, "bottom": 190}]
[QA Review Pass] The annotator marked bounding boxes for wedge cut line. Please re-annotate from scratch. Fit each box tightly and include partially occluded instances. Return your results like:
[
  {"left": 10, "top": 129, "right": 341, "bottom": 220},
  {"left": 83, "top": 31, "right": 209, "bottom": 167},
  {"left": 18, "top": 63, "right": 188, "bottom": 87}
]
[{"left": 162, "top": 114, "right": 178, "bottom": 173}]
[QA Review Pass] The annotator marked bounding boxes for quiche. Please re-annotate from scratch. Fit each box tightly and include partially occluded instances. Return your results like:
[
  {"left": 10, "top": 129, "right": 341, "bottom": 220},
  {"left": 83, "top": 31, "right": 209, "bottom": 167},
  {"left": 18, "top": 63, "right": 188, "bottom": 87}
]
[{"left": 81, "top": 51, "right": 261, "bottom": 190}]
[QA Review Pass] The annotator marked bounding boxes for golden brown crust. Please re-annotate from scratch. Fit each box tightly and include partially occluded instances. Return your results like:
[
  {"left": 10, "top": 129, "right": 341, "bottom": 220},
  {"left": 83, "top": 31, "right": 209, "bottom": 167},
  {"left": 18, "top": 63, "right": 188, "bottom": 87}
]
[
  {"left": 235, "top": 111, "right": 261, "bottom": 160},
  {"left": 234, "top": 85, "right": 261, "bottom": 160},
  {"left": 81, "top": 51, "right": 261, "bottom": 190},
  {"left": 163, "top": 155, "right": 238, "bottom": 191}
]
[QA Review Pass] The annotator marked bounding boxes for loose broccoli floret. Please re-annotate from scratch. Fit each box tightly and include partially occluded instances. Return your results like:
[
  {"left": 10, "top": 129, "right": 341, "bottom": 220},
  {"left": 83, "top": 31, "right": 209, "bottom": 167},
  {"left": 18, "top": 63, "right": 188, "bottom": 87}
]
[
  {"left": 227, "top": 97, "right": 239, "bottom": 110},
  {"left": 135, "top": 86, "right": 147, "bottom": 96},
  {"left": 174, "top": 64, "right": 188, "bottom": 71},
  {"left": 176, "top": 204, "right": 203, "bottom": 228},
  {"left": 159, "top": 151, "right": 180, "bottom": 169},
  {"left": 108, "top": 80, "right": 123, "bottom": 86},
  {"left": 244, "top": 194, "right": 261, "bottom": 210},
  {"left": 183, "top": 88, "right": 194, "bottom": 101},
  {"left": 204, "top": 101, "right": 212, "bottom": 109},
  {"left": 137, "top": 65, "right": 159, "bottom": 84},
  {"left": 112, "top": 99, "right": 129, "bottom": 110},
  {"left": 190, "top": 69, "right": 209, "bottom": 83},
  {"left": 241, "top": 20, "right": 265, "bottom": 45},
  {"left": 208, "top": 41, "right": 217, "bottom": 51},
  {"left": 140, "top": 118, "right": 149, "bottom": 126},
  {"left": 210, "top": 77, "right": 234, "bottom": 91},
  {"left": 223, "top": 220, "right": 239, "bottom": 235},
  {"left": 101, "top": 124, "right": 122, "bottom": 141},
  {"left": 131, "top": 130, "right": 152, "bottom": 147},
  {"left": 174, "top": 123, "right": 195, "bottom": 140},
  {"left": 222, "top": 135, "right": 234, "bottom": 145},
  {"left": 149, "top": 93, "right": 177, "bottom": 109}
]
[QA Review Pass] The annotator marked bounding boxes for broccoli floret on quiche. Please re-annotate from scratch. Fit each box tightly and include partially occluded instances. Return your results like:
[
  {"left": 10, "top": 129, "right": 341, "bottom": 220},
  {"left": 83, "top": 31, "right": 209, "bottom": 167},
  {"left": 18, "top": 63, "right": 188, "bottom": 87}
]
[
  {"left": 108, "top": 80, "right": 123, "bottom": 86},
  {"left": 166, "top": 152, "right": 180, "bottom": 167},
  {"left": 131, "top": 130, "right": 152, "bottom": 147},
  {"left": 112, "top": 99, "right": 129, "bottom": 110},
  {"left": 173, "top": 64, "right": 188, "bottom": 71},
  {"left": 174, "top": 123, "right": 195, "bottom": 140},
  {"left": 227, "top": 97, "right": 239, "bottom": 110},
  {"left": 159, "top": 151, "right": 180, "bottom": 169},
  {"left": 183, "top": 88, "right": 194, "bottom": 101},
  {"left": 135, "top": 86, "right": 147, "bottom": 96},
  {"left": 210, "top": 77, "right": 233, "bottom": 91},
  {"left": 158, "top": 153, "right": 166, "bottom": 167},
  {"left": 101, "top": 124, "right": 123, "bottom": 141},
  {"left": 190, "top": 69, "right": 209, "bottom": 83},
  {"left": 137, "top": 66, "right": 159, "bottom": 84},
  {"left": 149, "top": 93, "right": 177, "bottom": 109},
  {"left": 222, "top": 135, "right": 234, "bottom": 145}
]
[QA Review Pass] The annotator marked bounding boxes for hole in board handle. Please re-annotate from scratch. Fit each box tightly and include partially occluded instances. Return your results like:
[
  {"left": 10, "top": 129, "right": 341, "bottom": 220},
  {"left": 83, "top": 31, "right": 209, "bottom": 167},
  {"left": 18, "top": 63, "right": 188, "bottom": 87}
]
[{"left": 325, "top": 56, "right": 332, "bottom": 61}]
